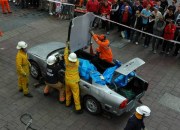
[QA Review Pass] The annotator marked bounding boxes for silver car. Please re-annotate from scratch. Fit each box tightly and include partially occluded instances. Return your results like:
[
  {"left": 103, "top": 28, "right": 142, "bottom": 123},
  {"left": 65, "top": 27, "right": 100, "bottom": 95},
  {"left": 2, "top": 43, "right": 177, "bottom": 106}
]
[{"left": 27, "top": 41, "right": 148, "bottom": 116}]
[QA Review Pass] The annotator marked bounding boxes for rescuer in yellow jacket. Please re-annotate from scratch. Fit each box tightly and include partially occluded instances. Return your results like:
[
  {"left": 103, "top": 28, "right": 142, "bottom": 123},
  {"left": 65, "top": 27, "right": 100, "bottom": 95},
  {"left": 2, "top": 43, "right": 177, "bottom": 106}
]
[
  {"left": 16, "top": 41, "right": 33, "bottom": 98},
  {"left": 64, "top": 42, "right": 82, "bottom": 114}
]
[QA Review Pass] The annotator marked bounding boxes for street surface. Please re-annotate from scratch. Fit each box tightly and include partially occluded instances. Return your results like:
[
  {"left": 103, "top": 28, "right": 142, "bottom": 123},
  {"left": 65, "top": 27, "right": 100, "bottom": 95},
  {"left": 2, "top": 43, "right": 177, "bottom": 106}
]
[{"left": 0, "top": 3, "right": 180, "bottom": 130}]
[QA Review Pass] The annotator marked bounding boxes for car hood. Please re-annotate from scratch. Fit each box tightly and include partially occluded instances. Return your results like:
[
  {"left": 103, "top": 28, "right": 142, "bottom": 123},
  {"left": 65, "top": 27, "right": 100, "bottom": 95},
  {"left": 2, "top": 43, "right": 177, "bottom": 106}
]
[{"left": 27, "top": 42, "right": 65, "bottom": 60}]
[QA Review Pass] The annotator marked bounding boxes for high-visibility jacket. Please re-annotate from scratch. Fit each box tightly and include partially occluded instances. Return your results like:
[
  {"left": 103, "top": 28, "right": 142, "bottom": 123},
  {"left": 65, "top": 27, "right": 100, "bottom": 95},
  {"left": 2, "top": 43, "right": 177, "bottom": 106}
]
[
  {"left": 64, "top": 47, "right": 80, "bottom": 82},
  {"left": 92, "top": 34, "right": 113, "bottom": 63},
  {"left": 16, "top": 50, "right": 30, "bottom": 76}
]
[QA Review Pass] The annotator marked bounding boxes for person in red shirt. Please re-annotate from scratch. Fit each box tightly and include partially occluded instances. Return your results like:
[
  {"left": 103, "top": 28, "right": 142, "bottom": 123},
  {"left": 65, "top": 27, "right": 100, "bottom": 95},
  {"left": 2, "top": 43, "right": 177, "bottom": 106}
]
[
  {"left": 100, "top": 0, "right": 111, "bottom": 35},
  {"left": 1, "top": 0, "right": 12, "bottom": 14},
  {"left": 119, "top": 6, "right": 131, "bottom": 39},
  {"left": 162, "top": 19, "right": 176, "bottom": 54},
  {"left": 86, "top": 0, "right": 99, "bottom": 14},
  {"left": 142, "top": 0, "right": 154, "bottom": 8}
]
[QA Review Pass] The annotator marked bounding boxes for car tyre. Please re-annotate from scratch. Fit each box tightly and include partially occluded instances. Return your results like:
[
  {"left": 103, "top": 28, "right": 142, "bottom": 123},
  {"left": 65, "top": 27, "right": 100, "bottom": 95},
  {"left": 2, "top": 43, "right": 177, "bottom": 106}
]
[
  {"left": 30, "top": 61, "right": 41, "bottom": 79},
  {"left": 84, "top": 96, "right": 101, "bottom": 115}
]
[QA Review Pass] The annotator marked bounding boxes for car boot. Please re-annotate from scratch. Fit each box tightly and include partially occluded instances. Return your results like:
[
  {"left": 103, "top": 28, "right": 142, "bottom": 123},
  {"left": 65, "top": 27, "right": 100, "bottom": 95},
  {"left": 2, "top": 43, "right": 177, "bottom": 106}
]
[
  {"left": 24, "top": 93, "right": 33, "bottom": 98},
  {"left": 74, "top": 109, "right": 83, "bottom": 114}
]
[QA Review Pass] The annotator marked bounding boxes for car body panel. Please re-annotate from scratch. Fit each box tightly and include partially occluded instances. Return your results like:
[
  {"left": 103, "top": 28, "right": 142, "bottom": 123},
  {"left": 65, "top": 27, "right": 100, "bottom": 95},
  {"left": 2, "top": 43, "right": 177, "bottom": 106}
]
[
  {"left": 115, "top": 58, "right": 145, "bottom": 76},
  {"left": 70, "top": 13, "right": 95, "bottom": 52}
]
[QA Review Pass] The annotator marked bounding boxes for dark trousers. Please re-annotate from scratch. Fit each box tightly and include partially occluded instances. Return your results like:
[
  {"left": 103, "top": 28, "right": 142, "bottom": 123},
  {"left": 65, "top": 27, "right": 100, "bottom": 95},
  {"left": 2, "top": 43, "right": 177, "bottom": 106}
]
[
  {"left": 144, "top": 34, "right": 151, "bottom": 46},
  {"left": 130, "top": 30, "right": 140, "bottom": 42},
  {"left": 152, "top": 37, "right": 161, "bottom": 51},
  {"left": 174, "top": 44, "right": 180, "bottom": 55},
  {"left": 162, "top": 40, "right": 173, "bottom": 52},
  {"left": 21, "top": 0, "right": 29, "bottom": 8},
  {"left": 102, "top": 20, "right": 110, "bottom": 32}
]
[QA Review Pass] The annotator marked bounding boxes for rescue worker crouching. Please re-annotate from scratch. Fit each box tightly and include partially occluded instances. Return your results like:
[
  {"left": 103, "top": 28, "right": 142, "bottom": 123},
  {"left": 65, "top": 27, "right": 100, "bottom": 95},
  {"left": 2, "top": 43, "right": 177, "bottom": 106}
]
[
  {"left": 64, "top": 42, "right": 83, "bottom": 114},
  {"left": 16, "top": 41, "right": 33, "bottom": 98},
  {"left": 89, "top": 30, "right": 113, "bottom": 63},
  {"left": 44, "top": 55, "right": 65, "bottom": 104},
  {"left": 124, "top": 105, "right": 151, "bottom": 130}
]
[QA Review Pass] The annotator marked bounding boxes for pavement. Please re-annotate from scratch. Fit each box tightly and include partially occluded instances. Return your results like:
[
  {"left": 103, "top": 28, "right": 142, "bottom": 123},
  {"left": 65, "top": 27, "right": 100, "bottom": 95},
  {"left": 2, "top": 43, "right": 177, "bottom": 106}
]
[{"left": 0, "top": 3, "right": 180, "bottom": 130}]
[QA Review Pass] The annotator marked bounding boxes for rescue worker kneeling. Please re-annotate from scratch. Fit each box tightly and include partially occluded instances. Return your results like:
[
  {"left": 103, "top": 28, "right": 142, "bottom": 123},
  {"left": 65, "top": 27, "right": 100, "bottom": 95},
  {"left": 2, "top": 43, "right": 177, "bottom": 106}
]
[
  {"left": 64, "top": 42, "right": 83, "bottom": 114},
  {"left": 44, "top": 55, "right": 65, "bottom": 103},
  {"left": 90, "top": 31, "right": 113, "bottom": 63}
]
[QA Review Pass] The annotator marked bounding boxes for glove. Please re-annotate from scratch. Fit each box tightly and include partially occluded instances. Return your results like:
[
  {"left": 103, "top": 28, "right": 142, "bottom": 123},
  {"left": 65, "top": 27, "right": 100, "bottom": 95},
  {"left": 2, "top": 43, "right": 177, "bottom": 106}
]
[
  {"left": 89, "top": 30, "right": 94, "bottom": 35},
  {"left": 66, "top": 41, "right": 70, "bottom": 48},
  {"left": 23, "top": 73, "right": 27, "bottom": 77}
]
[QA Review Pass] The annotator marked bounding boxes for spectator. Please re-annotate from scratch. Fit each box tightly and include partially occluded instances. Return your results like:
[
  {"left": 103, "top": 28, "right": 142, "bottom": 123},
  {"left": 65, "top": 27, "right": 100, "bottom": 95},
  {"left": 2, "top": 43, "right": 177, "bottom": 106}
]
[
  {"left": 165, "top": 9, "right": 175, "bottom": 24},
  {"left": 143, "top": 14, "right": 155, "bottom": 48},
  {"left": 129, "top": 10, "right": 142, "bottom": 44},
  {"left": 173, "top": 32, "right": 180, "bottom": 56},
  {"left": 100, "top": 0, "right": 111, "bottom": 35},
  {"left": 119, "top": 5, "right": 131, "bottom": 39},
  {"left": 22, "top": 0, "right": 29, "bottom": 8},
  {"left": 152, "top": 16, "right": 166, "bottom": 53},
  {"left": 171, "top": 11, "right": 180, "bottom": 56},
  {"left": 117, "top": 0, "right": 125, "bottom": 32},
  {"left": 86, "top": 0, "right": 99, "bottom": 28},
  {"left": 132, "top": 0, "right": 143, "bottom": 15},
  {"left": 110, "top": 0, "right": 119, "bottom": 29},
  {"left": 142, "top": 0, "right": 154, "bottom": 9},
  {"left": 175, "top": 4, "right": 180, "bottom": 21},
  {"left": 120, "top": 1, "right": 132, "bottom": 14},
  {"left": 168, "top": 0, "right": 177, "bottom": 13},
  {"left": 1, "top": 0, "right": 12, "bottom": 13},
  {"left": 160, "top": 0, "right": 168, "bottom": 11},
  {"left": 155, "top": 0, "right": 164, "bottom": 15},
  {"left": 141, "top": 4, "right": 152, "bottom": 37},
  {"left": 152, "top": 6, "right": 162, "bottom": 21},
  {"left": 86, "top": 0, "right": 99, "bottom": 14},
  {"left": 162, "top": 19, "right": 176, "bottom": 54}
]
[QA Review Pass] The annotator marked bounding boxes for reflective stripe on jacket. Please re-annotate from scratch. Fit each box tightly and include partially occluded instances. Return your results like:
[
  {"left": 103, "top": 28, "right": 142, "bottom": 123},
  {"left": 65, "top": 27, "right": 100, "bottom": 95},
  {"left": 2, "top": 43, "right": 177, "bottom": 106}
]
[{"left": 64, "top": 47, "right": 80, "bottom": 82}]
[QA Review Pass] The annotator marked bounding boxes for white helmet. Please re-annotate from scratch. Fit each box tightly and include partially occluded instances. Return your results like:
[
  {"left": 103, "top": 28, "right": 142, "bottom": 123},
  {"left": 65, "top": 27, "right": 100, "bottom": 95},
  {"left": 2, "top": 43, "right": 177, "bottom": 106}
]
[
  {"left": 47, "top": 55, "right": 57, "bottom": 65},
  {"left": 68, "top": 53, "right": 77, "bottom": 62},
  {"left": 16, "top": 41, "right": 28, "bottom": 49},
  {"left": 136, "top": 105, "right": 151, "bottom": 117}
]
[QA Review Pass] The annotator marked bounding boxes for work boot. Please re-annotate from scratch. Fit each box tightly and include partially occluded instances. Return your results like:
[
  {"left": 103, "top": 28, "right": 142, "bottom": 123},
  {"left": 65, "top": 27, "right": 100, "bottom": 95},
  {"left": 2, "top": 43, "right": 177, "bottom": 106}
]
[
  {"left": 24, "top": 93, "right": 33, "bottom": 98},
  {"left": 74, "top": 109, "right": 83, "bottom": 114},
  {"left": 19, "top": 89, "right": 23, "bottom": 92},
  {"left": 59, "top": 100, "right": 65, "bottom": 104},
  {"left": 44, "top": 93, "right": 49, "bottom": 96}
]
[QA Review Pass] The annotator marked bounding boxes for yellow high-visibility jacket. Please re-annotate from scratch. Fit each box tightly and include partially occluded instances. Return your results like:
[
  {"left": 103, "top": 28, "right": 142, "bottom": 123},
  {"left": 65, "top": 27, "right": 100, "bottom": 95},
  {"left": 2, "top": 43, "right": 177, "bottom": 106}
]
[
  {"left": 16, "top": 50, "right": 30, "bottom": 76},
  {"left": 64, "top": 47, "right": 80, "bottom": 82}
]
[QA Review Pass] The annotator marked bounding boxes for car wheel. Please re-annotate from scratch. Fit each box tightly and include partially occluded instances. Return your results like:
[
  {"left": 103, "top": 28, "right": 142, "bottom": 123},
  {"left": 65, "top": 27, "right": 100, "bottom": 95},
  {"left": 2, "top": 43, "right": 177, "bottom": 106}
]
[
  {"left": 84, "top": 96, "right": 101, "bottom": 115},
  {"left": 30, "top": 61, "right": 41, "bottom": 79}
]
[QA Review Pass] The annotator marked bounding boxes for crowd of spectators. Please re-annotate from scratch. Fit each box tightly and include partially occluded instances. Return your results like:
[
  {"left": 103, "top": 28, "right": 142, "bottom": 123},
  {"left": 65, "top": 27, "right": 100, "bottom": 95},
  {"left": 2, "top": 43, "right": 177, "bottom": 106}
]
[
  {"left": 5, "top": 0, "right": 180, "bottom": 55},
  {"left": 86, "top": 0, "right": 180, "bottom": 55}
]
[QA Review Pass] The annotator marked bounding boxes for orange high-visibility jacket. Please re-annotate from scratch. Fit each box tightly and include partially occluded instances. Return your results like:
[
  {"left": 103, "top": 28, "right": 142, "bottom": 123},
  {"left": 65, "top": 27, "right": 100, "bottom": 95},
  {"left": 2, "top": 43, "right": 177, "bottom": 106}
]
[{"left": 92, "top": 34, "right": 113, "bottom": 63}]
